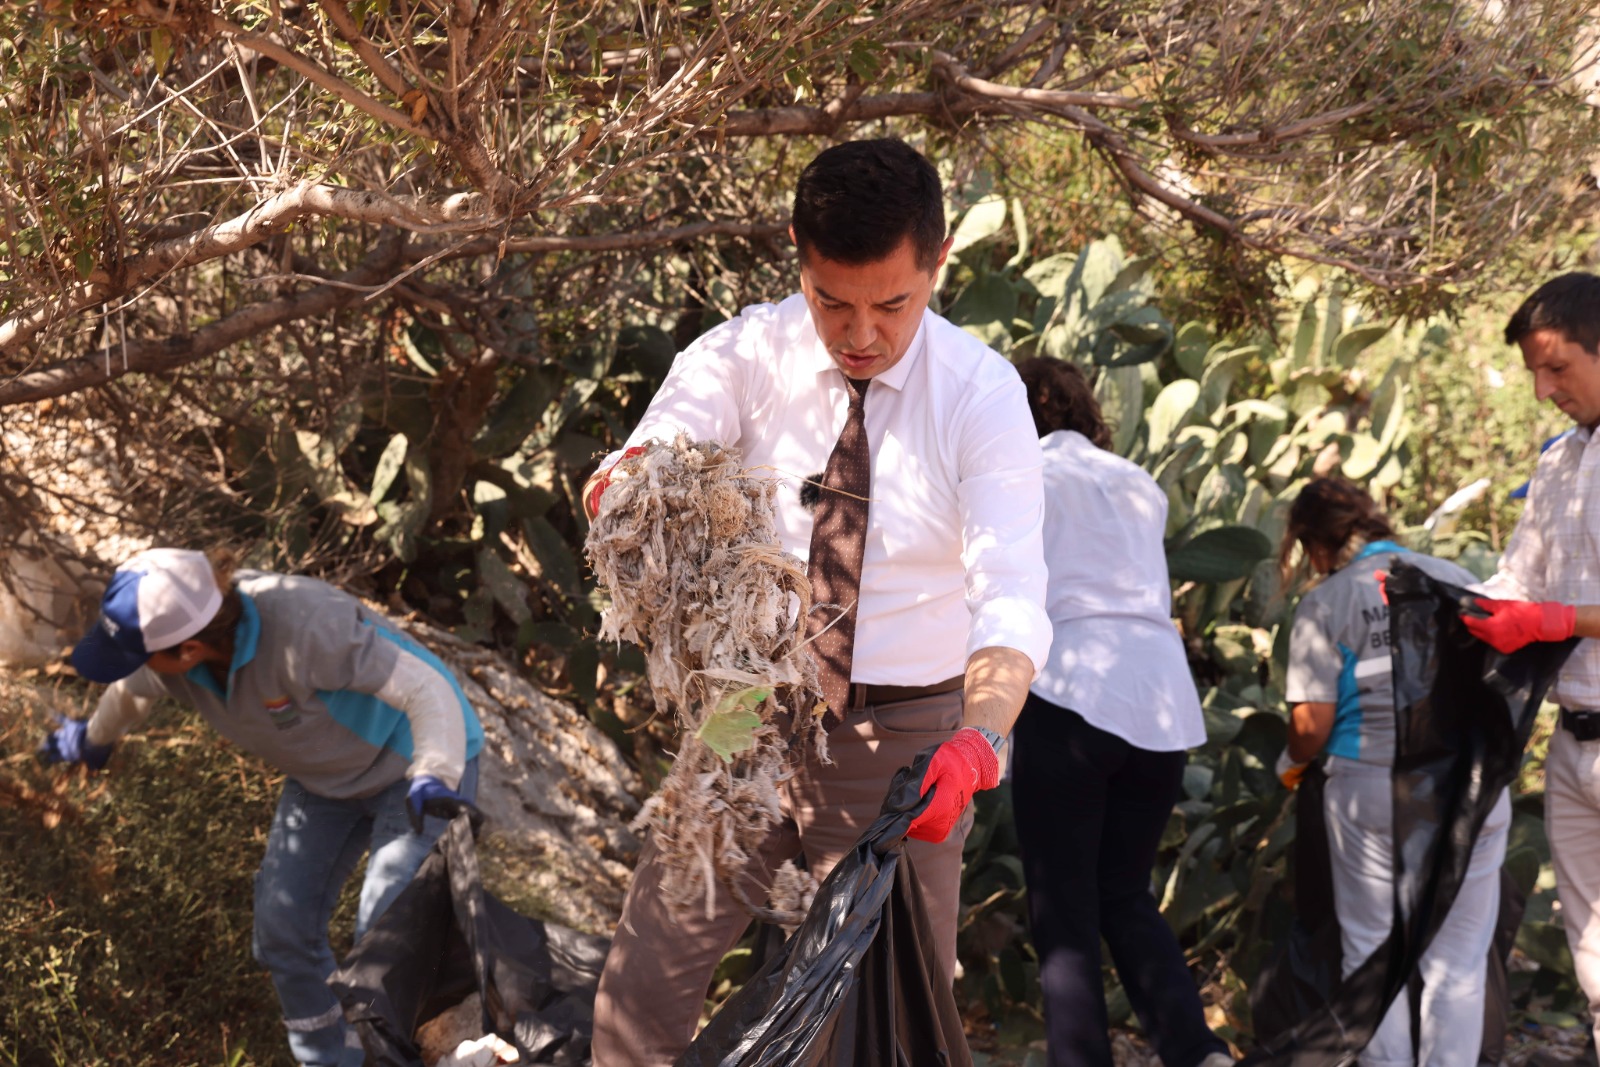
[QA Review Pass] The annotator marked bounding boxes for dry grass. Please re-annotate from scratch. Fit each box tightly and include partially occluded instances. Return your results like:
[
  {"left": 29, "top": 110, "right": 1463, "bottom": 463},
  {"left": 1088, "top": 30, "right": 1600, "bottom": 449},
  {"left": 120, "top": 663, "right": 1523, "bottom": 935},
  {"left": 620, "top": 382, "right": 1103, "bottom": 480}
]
[{"left": 585, "top": 436, "right": 822, "bottom": 924}]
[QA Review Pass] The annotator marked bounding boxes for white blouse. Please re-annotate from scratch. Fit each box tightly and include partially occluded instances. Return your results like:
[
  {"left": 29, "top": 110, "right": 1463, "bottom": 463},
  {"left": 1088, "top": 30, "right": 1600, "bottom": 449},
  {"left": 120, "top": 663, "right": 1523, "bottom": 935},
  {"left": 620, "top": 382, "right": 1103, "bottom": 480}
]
[{"left": 1029, "top": 430, "right": 1207, "bottom": 751}]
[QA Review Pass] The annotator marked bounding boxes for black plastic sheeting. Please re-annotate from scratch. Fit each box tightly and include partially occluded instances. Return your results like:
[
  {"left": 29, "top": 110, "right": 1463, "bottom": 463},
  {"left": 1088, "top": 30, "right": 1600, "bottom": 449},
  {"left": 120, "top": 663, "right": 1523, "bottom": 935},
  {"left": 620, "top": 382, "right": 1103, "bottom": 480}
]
[
  {"left": 678, "top": 748, "right": 973, "bottom": 1067},
  {"left": 1243, "top": 561, "right": 1574, "bottom": 1066},
  {"left": 328, "top": 815, "right": 609, "bottom": 1066},
  {"left": 1251, "top": 768, "right": 1527, "bottom": 1065}
]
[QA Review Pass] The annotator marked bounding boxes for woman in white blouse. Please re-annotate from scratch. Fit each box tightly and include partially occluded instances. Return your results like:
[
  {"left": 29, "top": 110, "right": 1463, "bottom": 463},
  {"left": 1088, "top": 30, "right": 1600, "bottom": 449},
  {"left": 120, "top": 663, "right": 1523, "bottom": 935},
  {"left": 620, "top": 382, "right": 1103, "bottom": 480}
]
[{"left": 1011, "top": 357, "right": 1231, "bottom": 1067}]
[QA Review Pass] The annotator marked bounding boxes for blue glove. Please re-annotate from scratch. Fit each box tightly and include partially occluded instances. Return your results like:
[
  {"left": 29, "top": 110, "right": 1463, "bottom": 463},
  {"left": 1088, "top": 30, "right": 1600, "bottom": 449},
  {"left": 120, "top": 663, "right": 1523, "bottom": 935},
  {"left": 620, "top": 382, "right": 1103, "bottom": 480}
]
[
  {"left": 406, "top": 775, "right": 478, "bottom": 834},
  {"left": 39, "top": 717, "right": 115, "bottom": 771}
]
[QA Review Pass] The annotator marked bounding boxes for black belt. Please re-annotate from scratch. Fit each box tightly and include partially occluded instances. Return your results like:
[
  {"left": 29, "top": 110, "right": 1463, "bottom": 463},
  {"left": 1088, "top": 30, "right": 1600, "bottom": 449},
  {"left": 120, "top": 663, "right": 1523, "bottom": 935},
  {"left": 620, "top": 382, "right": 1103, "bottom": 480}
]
[
  {"left": 1560, "top": 707, "right": 1600, "bottom": 742},
  {"left": 847, "top": 675, "right": 964, "bottom": 710}
]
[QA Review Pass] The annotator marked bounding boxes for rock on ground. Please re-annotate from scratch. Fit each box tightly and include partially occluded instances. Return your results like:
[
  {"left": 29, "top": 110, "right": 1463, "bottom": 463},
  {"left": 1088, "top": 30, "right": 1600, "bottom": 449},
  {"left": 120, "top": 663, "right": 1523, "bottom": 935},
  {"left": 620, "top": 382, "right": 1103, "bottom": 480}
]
[{"left": 411, "top": 620, "right": 644, "bottom": 931}]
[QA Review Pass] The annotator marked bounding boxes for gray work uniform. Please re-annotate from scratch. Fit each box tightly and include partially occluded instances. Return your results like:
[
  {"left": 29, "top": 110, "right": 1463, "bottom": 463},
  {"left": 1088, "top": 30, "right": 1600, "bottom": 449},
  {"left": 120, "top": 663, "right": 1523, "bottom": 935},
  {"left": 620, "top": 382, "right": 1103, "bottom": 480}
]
[
  {"left": 92, "top": 570, "right": 483, "bottom": 796},
  {"left": 1285, "top": 543, "right": 1474, "bottom": 767}
]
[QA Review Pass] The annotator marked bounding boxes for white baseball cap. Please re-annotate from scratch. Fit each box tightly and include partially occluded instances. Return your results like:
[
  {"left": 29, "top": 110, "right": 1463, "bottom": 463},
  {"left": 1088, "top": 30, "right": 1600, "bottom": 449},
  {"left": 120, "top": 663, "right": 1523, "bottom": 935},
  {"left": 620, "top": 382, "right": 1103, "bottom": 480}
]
[{"left": 70, "top": 549, "right": 224, "bottom": 682}]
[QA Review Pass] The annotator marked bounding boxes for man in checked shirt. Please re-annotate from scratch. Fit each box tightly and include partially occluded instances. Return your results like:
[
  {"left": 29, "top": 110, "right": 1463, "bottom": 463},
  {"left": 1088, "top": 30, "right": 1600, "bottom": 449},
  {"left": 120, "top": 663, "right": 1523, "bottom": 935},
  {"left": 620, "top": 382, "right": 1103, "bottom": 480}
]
[{"left": 1460, "top": 272, "right": 1600, "bottom": 1059}]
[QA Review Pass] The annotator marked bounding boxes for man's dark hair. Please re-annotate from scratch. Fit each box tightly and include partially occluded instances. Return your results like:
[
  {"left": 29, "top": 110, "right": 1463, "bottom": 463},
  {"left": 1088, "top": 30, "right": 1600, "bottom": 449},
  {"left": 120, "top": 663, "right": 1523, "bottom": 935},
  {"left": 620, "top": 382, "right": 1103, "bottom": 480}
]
[
  {"left": 791, "top": 139, "right": 946, "bottom": 271},
  {"left": 1505, "top": 272, "right": 1600, "bottom": 354}
]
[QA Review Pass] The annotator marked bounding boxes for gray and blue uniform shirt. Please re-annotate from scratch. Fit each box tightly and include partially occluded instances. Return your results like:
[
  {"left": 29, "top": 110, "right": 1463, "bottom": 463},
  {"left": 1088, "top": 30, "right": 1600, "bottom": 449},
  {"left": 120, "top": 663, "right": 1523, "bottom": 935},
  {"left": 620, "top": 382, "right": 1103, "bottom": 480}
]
[
  {"left": 87, "top": 571, "right": 484, "bottom": 798},
  {"left": 1285, "top": 543, "right": 1475, "bottom": 767}
]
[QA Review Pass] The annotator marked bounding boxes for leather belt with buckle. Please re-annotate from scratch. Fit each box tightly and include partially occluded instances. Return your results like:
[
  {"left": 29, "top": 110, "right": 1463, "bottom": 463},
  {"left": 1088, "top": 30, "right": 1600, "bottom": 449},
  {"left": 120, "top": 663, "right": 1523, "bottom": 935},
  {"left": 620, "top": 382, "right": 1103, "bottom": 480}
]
[
  {"left": 1561, "top": 706, "right": 1600, "bottom": 742},
  {"left": 847, "top": 675, "right": 965, "bottom": 710}
]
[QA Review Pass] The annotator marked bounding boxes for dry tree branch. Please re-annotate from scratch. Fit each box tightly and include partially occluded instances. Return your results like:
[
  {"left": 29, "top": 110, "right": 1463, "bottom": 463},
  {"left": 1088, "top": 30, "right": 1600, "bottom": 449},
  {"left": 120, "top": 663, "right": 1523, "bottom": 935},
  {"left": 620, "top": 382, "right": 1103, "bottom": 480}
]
[
  {"left": 417, "top": 218, "right": 788, "bottom": 258},
  {"left": 317, "top": 0, "right": 419, "bottom": 105},
  {"left": 0, "top": 183, "right": 494, "bottom": 354},
  {"left": 152, "top": 4, "right": 435, "bottom": 140},
  {"left": 0, "top": 241, "right": 405, "bottom": 406}
]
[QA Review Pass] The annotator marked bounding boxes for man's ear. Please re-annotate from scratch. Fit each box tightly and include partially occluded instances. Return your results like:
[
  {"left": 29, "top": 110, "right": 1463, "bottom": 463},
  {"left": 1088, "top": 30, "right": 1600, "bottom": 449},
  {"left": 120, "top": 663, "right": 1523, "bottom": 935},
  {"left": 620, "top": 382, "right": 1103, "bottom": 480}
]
[{"left": 932, "top": 235, "right": 955, "bottom": 275}]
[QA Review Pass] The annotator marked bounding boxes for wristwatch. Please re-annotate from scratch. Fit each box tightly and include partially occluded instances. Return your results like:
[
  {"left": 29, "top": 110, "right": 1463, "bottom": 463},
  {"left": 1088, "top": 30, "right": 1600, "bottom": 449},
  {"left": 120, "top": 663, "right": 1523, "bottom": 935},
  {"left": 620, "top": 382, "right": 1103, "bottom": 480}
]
[{"left": 968, "top": 725, "right": 1006, "bottom": 754}]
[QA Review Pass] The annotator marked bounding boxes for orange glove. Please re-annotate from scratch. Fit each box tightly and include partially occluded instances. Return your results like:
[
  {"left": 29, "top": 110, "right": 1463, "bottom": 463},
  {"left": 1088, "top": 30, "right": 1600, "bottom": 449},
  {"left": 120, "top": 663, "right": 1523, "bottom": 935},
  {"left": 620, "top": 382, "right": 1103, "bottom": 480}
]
[
  {"left": 907, "top": 728, "right": 1000, "bottom": 843},
  {"left": 1275, "top": 749, "right": 1308, "bottom": 790},
  {"left": 1462, "top": 597, "right": 1575, "bottom": 654},
  {"left": 585, "top": 446, "right": 646, "bottom": 519}
]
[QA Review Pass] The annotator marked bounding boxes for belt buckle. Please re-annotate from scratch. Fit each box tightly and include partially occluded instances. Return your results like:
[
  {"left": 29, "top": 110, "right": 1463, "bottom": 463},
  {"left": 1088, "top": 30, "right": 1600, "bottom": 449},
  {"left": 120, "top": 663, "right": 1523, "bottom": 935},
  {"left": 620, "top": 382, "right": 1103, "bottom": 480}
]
[{"left": 1567, "top": 708, "right": 1600, "bottom": 742}]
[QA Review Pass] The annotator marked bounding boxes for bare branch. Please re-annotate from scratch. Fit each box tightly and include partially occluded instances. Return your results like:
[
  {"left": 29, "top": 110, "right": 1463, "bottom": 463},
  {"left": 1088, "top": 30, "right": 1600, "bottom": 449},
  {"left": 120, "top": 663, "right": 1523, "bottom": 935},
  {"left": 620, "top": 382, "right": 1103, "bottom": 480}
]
[
  {"left": 930, "top": 50, "right": 1141, "bottom": 112},
  {"left": 420, "top": 218, "right": 788, "bottom": 258},
  {"left": 0, "top": 184, "right": 495, "bottom": 354},
  {"left": 0, "top": 244, "right": 403, "bottom": 407},
  {"left": 177, "top": 6, "right": 434, "bottom": 140},
  {"left": 315, "top": 0, "right": 418, "bottom": 104}
]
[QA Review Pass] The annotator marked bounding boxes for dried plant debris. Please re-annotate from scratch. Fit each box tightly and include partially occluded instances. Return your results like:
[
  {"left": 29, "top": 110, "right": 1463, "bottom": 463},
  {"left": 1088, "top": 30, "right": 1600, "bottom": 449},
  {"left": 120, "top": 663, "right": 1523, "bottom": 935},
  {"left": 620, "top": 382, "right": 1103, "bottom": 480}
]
[{"left": 585, "top": 436, "right": 823, "bottom": 923}]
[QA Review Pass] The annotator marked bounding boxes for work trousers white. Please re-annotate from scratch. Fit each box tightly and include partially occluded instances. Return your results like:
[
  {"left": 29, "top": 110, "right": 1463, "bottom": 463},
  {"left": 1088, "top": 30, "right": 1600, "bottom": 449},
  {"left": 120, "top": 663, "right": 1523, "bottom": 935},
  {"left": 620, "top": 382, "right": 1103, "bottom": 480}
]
[
  {"left": 1324, "top": 755, "right": 1509, "bottom": 1067},
  {"left": 1545, "top": 722, "right": 1600, "bottom": 1051}
]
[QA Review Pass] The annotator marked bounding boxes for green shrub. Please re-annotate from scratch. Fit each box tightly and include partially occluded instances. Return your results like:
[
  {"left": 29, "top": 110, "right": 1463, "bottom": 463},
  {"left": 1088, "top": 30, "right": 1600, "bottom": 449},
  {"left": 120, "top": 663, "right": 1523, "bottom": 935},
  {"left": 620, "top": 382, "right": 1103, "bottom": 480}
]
[{"left": 2, "top": 683, "right": 289, "bottom": 1067}]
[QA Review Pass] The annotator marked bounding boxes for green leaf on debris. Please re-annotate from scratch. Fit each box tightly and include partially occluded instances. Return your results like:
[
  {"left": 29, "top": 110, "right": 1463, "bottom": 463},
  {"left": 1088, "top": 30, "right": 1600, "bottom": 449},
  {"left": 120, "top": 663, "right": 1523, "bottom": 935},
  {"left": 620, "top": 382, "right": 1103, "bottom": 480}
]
[{"left": 697, "top": 687, "right": 770, "bottom": 762}]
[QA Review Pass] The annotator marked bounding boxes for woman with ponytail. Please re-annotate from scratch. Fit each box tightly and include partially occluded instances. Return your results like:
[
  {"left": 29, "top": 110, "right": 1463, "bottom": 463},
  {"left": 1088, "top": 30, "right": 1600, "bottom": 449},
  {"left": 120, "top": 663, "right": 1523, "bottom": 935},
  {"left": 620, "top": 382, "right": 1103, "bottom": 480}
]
[{"left": 1280, "top": 477, "right": 1508, "bottom": 1066}]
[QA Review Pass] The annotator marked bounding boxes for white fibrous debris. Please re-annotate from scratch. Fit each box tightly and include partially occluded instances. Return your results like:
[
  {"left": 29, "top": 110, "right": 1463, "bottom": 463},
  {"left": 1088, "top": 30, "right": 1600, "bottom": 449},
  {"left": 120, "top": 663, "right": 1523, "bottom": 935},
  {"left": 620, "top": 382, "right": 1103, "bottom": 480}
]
[
  {"left": 767, "top": 858, "right": 819, "bottom": 932},
  {"left": 584, "top": 436, "right": 823, "bottom": 924}
]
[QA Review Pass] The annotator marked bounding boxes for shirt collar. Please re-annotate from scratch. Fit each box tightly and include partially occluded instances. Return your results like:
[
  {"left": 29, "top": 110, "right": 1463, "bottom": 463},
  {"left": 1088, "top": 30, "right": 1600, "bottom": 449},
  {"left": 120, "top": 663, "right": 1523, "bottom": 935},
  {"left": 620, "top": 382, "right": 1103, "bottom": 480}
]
[
  {"left": 184, "top": 591, "right": 260, "bottom": 694},
  {"left": 1040, "top": 429, "right": 1088, "bottom": 453},
  {"left": 1353, "top": 539, "right": 1407, "bottom": 563},
  {"left": 804, "top": 305, "right": 929, "bottom": 394}
]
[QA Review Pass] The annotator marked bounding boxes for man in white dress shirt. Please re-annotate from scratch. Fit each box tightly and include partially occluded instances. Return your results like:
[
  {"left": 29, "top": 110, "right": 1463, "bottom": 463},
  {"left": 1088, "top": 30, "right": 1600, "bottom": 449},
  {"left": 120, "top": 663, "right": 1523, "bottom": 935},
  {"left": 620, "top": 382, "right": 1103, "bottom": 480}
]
[
  {"left": 1463, "top": 272, "right": 1600, "bottom": 1060},
  {"left": 582, "top": 138, "right": 1052, "bottom": 1065}
]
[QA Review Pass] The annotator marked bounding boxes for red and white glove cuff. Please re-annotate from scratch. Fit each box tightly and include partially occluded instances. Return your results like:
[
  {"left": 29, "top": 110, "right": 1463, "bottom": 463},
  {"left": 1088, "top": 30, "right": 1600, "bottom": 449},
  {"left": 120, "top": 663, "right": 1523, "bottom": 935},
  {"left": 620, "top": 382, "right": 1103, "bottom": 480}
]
[{"left": 587, "top": 446, "right": 647, "bottom": 518}]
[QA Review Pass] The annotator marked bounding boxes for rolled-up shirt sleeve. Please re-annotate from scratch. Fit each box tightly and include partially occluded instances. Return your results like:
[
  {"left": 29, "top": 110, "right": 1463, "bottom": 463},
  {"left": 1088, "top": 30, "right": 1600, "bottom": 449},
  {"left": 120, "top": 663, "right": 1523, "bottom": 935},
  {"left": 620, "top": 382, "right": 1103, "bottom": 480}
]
[{"left": 955, "top": 375, "right": 1052, "bottom": 675}]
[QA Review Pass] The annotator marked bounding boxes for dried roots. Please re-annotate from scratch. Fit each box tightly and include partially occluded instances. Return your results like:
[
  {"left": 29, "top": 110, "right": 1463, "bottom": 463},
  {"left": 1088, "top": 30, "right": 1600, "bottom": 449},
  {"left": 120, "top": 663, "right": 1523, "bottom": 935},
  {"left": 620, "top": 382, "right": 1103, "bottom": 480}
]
[{"left": 584, "top": 436, "right": 823, "bottom": 924}]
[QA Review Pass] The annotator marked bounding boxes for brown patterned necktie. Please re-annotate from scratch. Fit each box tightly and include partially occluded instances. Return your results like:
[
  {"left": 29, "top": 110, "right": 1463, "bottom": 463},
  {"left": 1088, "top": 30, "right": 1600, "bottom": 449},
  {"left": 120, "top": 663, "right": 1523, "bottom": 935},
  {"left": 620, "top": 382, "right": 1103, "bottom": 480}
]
[{"left": 807, "top": 375, "right": 871, "bottom": 731}]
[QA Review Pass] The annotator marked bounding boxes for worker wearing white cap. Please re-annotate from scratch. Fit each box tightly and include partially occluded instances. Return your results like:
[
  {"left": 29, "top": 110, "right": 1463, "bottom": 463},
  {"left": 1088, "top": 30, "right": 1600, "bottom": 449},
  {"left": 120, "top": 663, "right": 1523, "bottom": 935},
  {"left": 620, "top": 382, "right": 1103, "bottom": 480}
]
[{"left": 42, "top": 548, "right": 484, "bottom": 1067}]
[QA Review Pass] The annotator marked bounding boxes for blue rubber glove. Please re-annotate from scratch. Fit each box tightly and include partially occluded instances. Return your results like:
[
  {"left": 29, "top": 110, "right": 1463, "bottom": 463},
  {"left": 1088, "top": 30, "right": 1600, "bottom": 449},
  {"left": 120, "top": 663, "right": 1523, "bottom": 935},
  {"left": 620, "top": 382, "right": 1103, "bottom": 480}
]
[
  {"left": 406, "top": 775, "right": 477, "bottom": 834},
  {"left": 39, "top": 717, "right": 115, "bottom": 771}
]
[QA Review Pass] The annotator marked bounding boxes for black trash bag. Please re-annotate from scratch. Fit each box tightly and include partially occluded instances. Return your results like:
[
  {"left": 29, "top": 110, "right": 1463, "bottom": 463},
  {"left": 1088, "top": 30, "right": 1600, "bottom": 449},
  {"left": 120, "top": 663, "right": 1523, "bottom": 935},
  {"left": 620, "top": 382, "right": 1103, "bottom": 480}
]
[
  {"left": 1250, "top": 762, "right": 1343, "bottom": 1048},
  {"left": 1242, "top": 561, "right": 1574, "bottom": 1066},
  {"left": 1251, "top": 767, "right": 1527, "bottom": 1064},
  {"left": 329, "top": 815, "right": 610, "bottom": 1066},
  {"left": 677, "top": 748, "right": 973, "bottom": 1067}
]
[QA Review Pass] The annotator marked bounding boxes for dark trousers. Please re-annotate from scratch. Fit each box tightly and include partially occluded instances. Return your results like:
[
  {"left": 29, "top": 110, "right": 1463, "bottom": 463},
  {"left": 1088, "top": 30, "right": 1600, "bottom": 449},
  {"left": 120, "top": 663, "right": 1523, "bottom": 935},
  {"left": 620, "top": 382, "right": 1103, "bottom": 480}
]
[{"left": 1013, "top": 694, "right": 1228, "bottom": 1067}]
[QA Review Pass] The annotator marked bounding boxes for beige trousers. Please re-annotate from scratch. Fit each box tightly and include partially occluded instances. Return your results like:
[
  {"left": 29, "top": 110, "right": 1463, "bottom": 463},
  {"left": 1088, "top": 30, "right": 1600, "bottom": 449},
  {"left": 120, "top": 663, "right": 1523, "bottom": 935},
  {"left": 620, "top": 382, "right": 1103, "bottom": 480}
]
[
  {"left": 591, "top": 690, "right": 971, "bottom": 1067},
  {"left": 1546, "top": 722, "right": 1600, "bottom": 1050}
]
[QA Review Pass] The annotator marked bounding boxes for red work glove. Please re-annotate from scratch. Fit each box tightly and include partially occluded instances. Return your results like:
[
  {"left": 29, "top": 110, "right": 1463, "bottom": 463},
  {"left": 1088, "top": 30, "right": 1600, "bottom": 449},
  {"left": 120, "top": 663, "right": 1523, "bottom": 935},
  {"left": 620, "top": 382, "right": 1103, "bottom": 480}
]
[
  {"left": 584, "top": 446, "right": 646, "bottom": 519},
  {"left": 1462, "top": 597, "right": 1576, "bottom": 654},
  {"left": 907, "top": 728, "right": 1000, "bottom": 844}
]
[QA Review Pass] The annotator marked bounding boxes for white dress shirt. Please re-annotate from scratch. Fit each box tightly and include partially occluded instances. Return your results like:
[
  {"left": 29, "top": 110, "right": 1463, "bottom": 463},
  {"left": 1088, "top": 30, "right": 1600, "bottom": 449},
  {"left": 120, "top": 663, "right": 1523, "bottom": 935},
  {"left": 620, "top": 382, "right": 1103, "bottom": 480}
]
[
  {"left": 1487, "top": 425, "right": 1600, "bottom": 710},
  {"left": 1028, "top": 430, "right": 1206, "bottom": 751},
  {"left": 611, "top": 293, "right": 1052, "bottom": 685}
]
